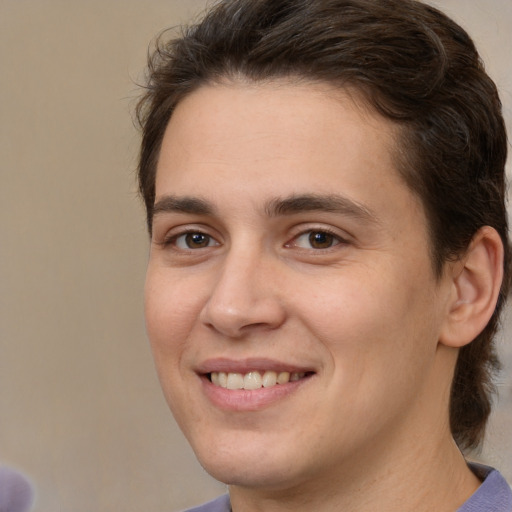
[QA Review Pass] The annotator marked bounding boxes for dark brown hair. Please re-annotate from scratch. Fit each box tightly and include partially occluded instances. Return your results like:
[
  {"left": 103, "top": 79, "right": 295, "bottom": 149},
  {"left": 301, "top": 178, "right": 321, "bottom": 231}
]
[{"left": 136, "top": 0, "right": 510, "bottom": 450}]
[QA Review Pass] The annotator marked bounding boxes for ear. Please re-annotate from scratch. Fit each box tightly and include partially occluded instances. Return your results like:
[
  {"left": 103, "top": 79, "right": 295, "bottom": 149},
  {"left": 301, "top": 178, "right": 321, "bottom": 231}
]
[{"left": 440, "top": 226, "right": 504, "bottom": 348}]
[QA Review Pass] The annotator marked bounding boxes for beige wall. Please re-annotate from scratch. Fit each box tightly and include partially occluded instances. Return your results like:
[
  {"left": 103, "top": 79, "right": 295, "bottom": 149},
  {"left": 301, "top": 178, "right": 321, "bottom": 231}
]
[{"left": 1, "top": 1, "right": 510, "bottom": 511}]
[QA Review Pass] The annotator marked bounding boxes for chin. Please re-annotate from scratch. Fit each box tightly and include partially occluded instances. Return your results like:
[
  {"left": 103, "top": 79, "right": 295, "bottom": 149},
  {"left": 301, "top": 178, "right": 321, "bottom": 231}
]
[
  {"left": 202, "top": 461, "right": 298, "bottom": 490},
  {"left": 193, "top": 440, "right": 302, "bottom": 490}
]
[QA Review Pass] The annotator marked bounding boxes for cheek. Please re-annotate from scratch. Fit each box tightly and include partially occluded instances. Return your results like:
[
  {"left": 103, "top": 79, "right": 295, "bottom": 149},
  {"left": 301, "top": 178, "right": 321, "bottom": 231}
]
[
  {"left": 305, "top": 278, "right": 439, "bottom": 446},
  {"left": 144, "top": 269, "right": 200, "bottom": 361},
  {"left": 302, "top": 266, "right": 438, "bottom": 379},
  {"left": 144, "top": 271, "right": 203, "bottom": 419},
  {"left": 301, "top": 271, "right": 406, "bottom": 341}
]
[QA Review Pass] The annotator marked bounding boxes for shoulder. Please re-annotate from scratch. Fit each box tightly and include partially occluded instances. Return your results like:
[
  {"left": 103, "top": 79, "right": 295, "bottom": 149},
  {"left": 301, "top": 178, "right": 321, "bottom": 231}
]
[
  {"left": 181, "top": 494, "right": 231, "bottom": 512},
  {"left": 458, "top": 464, "right": 512, "bottom": 512}
]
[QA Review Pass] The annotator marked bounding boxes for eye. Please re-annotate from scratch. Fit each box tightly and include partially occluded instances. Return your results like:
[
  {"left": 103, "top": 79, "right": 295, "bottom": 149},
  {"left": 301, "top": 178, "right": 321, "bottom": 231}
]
[
  {"left": 291, "top": 230, "right": 343, "bottom": 250},
  {"left": 174, "top": 232, "right": 219, "bottom": 249}
]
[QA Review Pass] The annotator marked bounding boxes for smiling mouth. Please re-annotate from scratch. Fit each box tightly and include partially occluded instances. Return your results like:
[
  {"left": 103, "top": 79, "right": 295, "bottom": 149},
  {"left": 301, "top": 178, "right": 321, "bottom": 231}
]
[{"left": 208, "top": 370, "right": 314, "bottom": 390}]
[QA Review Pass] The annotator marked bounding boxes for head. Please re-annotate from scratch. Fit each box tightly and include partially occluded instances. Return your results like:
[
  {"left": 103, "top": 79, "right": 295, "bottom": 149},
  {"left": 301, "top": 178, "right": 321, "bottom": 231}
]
[{"left": 137, "top": 0, "right": 509, "bottom": 453}]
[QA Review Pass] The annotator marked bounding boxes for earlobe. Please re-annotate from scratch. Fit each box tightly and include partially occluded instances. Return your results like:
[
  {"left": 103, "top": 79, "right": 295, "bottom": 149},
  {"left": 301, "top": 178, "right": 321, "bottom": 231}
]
[{"left": 440, "top": 226, "right": 504, "bottom": 348}]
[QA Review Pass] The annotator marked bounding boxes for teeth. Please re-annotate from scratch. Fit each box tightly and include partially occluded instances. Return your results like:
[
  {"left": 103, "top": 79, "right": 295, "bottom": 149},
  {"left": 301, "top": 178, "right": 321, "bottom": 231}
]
[
  {"left": 226, "top": 373, "right": 244, "bottom": 390},
  {"left": 210, "top": 370, "right": 307, "bottom": 390},
  {"left": 277, "top": 371, "right": 290, "bottom": 384},
  {"left": 262, "top": 370, "right": 277, "bottom": 387},
  {"left": 211, "top": 372, "right": 228, "bottom": 387},
  {"left": 243, "top": 371, "right": 262, "bottom": 390}
]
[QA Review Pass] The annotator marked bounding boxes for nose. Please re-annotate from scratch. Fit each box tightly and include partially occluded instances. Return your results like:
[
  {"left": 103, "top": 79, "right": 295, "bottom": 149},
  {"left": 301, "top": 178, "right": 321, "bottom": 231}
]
[{"left": 199, "top": 250, "right": 287, "bottom": 339}]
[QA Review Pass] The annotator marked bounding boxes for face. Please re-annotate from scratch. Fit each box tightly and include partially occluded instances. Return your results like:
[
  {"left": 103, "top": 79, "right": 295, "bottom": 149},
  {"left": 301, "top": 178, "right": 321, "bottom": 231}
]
[{"left": 145, "top": 81, "right": 455, "bottom": 493}]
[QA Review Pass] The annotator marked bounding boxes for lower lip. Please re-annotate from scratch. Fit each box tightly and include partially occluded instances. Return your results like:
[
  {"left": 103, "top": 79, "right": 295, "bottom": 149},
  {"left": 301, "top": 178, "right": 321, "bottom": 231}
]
[{"left": 201, "top": 375, "right": 312, "bottom": 411}]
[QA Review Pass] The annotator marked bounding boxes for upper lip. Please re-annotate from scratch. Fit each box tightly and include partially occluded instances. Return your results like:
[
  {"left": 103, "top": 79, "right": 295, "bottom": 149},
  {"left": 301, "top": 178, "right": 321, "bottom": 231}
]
[{"left": 196, "top": 357, "right": 315, "bottom": 375}]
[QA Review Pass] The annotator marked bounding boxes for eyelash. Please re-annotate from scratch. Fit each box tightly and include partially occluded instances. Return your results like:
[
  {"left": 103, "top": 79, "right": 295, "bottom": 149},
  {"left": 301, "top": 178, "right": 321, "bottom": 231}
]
[
  {"left": 161, "top": 229, "right": 219, "bottom": 250},
  {"left": 287, "top": 228, "right": 347, "bottom": 251},
  {"left": 160, "top": 227, "right": 347, "bottom": 252}
]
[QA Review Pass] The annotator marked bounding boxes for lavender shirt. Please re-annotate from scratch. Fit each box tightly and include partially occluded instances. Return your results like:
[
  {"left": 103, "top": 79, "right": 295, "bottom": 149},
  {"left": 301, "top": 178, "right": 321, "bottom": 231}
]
[
  {"left": 457, "top": 464, "right": 512, "bottom": 512},
  {"left": 183, "top": 465, "right": 512, "bottom": 512}
]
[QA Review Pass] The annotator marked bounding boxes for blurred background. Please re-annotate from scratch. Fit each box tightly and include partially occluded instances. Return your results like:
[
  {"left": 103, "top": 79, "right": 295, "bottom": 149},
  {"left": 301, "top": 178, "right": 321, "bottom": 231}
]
[{"left": 0, "top": 1, "right": 510, "bottom": 511}]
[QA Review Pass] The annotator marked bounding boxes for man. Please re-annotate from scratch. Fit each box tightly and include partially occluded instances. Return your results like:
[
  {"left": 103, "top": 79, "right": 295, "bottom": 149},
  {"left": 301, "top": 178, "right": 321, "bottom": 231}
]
[{"left": 137, "top": 0, "right": 511, "bottom": 510}]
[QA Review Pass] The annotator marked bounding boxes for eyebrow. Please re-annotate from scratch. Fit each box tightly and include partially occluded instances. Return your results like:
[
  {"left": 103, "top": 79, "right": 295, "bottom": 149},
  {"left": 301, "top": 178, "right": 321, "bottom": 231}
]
[
  {"left": 265, "top": 194, "right": 378, "bottom": 223},
  {"left": 152, "top": 195, "right": 215, "bottom": 217},
  {"left": 152, "top": 193, "right": 378, "bottom": 224}
]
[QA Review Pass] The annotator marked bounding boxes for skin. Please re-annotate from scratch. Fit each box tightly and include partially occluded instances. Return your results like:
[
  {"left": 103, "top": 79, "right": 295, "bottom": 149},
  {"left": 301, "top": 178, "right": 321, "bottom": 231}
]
[{"left": 144, "top": 81, "right": 487, "bottom": 511}]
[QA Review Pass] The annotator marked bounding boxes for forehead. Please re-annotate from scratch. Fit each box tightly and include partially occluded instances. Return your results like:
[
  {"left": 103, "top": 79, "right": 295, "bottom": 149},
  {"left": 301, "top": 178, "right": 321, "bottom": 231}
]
[
  {"left": 156, "top": 80, "right": 422, "bottom": 222},
  {"left": 156, "top": 80, "right": 404, "bottom": 193}
]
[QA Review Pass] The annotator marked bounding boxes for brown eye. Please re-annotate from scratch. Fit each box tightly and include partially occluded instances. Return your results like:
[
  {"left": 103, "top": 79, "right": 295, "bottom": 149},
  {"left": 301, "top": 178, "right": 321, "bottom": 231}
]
[
  {"left": 308, "top": 231, "right": 336, "bottom": 249},
  {"left": 290, "top": 230, "right": 342, "bottom": 250},
  {"left": 172, "top": 232, "right": 218, "bottom": 249},
  {"left": 185, "top": 233, "right": 211, "bottom": 248}
]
